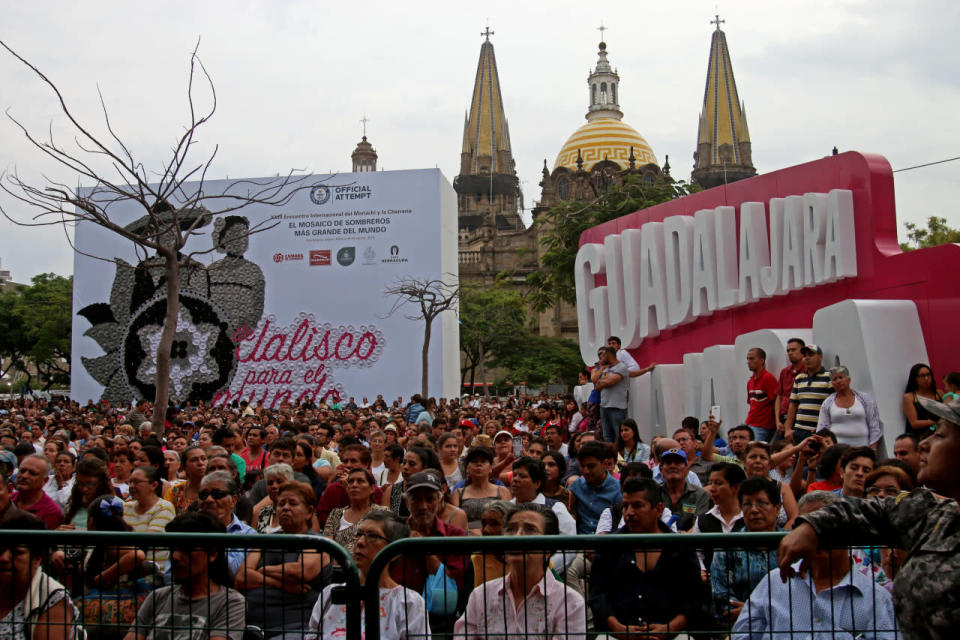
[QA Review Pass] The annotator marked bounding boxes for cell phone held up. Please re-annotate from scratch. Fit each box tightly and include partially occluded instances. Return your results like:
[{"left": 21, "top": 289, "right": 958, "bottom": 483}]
[{"left": 512, "top": 436, "right": 523, "bottom": 458}]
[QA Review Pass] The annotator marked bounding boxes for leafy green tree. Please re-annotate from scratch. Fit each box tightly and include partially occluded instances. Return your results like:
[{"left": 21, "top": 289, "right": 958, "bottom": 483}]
[
  {"left": 488, "top": 333, "right": 583, "bottom": 389},
  {"left": 0, "top": 274, "right": 72, "bottom": 391},
  {"left": 459, "top": 281, "right": 528, "bottom": 392},
  {"left": 459, "top": 281, "right": 583, "bottom": 390},
  {"left": 527, "top": 174, "right": 699, "bottom": 311},
  {"left": 21, "top": 274, "right": 72, "bottom": 389},
  {"left": 0, "top": 285, "right": 29, "bottom": 383},
  {"left": 900, "top": 216, "right": 960, "bottom": 251}
]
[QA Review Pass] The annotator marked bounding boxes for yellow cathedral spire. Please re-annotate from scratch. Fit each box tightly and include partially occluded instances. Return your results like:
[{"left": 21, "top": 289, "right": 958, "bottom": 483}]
[
  {"left": 691, "top": 15, "right": 757, "bottom": 189},
  {"left": 460, "top": 27, "right": 514, "bottom": 177},
  {"left": 455, "top": 27, "right": 520, "bottom": 226}
]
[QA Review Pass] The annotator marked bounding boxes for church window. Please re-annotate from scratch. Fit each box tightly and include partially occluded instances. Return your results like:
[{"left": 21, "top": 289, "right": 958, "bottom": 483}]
[
  {"left": 557, "top": 176, "right": 570, "bottom": 201},
  {"left": 591, "top": 84, "right": 597, "bottom": 105},
  {"left": 612, "top": 83, "right": 617, "bottom": 104},
  {"left": 600, "top": 82, "right": 608, "bottom": 103}
]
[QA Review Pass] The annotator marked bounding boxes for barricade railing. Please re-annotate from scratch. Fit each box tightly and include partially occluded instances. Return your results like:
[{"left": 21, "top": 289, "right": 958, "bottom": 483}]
[
  {"left": 0, "top": 530, "right": 362, "bottom": 640},
  {"left": 0, "top": 530, "right": 901, "bottom": 639},
  {"left": 359, "top": 532, "right": 900, "bottom": 640}
]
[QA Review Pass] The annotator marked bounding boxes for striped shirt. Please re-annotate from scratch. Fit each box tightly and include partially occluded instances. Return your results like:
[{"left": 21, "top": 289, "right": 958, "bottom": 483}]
[
  {"left": 789, "top": 368, "right": 833, "bottom": 431},
  {"left": 123, "top": 498, "right": 176, "bottom": 568}
]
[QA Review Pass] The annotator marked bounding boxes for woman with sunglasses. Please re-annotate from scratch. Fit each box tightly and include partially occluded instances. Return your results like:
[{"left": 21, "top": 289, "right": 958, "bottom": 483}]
[{"left": 197, "top": 470, "right": 257, "bottom": 579}]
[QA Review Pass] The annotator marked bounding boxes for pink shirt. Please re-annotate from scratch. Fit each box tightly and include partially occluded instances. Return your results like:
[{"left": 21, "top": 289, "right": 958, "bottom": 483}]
[{"left": 454, "top": 569, "right": 586, "bottom": 640}]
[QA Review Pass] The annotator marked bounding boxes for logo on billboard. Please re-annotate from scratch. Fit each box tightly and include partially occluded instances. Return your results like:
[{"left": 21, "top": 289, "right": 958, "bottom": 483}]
[
  {"left": 310, "top": 250, "right": 331, "bottom": 266},
  {"left": 274, "top": 253, "right": 304, "bottom": 263},
  {"left": 337, "top": 247, "right": 356, "bottom": 266},
  {"left": 381, "top": 244, "right": 409, "bottom": 264},
  {"left": 362, "top": 246, "right": 377, "bottom": 265},
  {"left": 309, "top": 185, "right": 331, "bottom": 205}
]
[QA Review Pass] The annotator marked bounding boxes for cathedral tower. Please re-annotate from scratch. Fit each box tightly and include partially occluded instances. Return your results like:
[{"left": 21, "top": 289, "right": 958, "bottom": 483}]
[
  {"left": 454, "top": 28, "right": 522, "bottom": 231},
  {"left": 351, "top": 118, "right": 377, "bottom": 173},
  {"left": 691, "top": 16, "right": 757, "bottom": 189}
]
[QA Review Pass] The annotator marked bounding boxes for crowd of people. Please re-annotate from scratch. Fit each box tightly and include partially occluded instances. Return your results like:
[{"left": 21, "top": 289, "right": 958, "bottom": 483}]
[{"left": 0, "top": 337, "right": 956, "bottom": 638}]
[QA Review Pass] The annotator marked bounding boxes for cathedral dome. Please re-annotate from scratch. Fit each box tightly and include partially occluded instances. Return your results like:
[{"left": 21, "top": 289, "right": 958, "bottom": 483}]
[{"left": 554, "top": 118, "right": 657, "bottom": 172}]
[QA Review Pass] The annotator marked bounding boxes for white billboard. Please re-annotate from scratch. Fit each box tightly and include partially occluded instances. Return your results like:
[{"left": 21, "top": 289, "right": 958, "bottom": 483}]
[{"left": 71, "top": 169, "right": 459, "bottom": 407}]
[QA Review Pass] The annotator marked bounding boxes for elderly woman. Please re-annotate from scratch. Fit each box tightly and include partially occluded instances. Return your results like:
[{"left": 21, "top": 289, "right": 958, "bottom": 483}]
[
  {"left": 252, "top": 463, "right": 295, "bottom": 534},
  {"left": 323, "top": 467, "right": 389, "bottom": 553},
  {"left": 206, "top": 450, "right": 254, "bottom": 524},
  {"left": 816, "top": 366, "right": 883, "bottom": 448},
  {"left": 198, "top": 470, "right": 257, "bottom": 578},
  {"left": 307, "top": 511, "right": 429, "bottom": 640},
  {"left": 0, "top": 513, "right": 81, "bottom": 640},
  {"left": 779, "top": 395, "right": 960, "bottom": 637},
  {"left": 238, "top": 482, "right": 329, "bottom": 639}
]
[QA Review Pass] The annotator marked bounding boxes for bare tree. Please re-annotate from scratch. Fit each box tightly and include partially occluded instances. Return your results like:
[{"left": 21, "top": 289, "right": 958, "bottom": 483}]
[
  {"left": 383, "top": 277, "right": 459, "bottom": 398},
  {"left": 0, "top": 39, "right": 317, "bottom": 429}
]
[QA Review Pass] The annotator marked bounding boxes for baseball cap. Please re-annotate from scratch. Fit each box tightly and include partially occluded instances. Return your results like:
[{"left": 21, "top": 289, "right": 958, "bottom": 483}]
[
  {"left": 463, "top": 445, "right": 494, "bottom": 464},
  {"left": 661, "top": 448, "right": 688, "bottom": 462},
  {"left": 384, "top": 424, "right": 398, "bottom": 433},
  {"left": 494, "top": 430, "right": 514, "bottom": 442},
  {"left": 0, "top": 450, "right": 16, "bottom": 469},
  {"left": 800, "top": 344, "right": 823, "bottom": 355},
  {"left": 405, "top": 471, "right": 442, "bottom": 493}
]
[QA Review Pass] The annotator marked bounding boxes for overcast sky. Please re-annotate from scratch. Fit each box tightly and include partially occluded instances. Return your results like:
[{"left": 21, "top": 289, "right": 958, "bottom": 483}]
[{"left": 1, "top": 0, "right": 958, "bottom": 282}]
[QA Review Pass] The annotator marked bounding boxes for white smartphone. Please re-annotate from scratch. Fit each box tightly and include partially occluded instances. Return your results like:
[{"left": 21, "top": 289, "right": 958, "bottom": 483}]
[
  {"left": 710, "top": 405, "right": 721, "bottom": 421},
  {"left": 512, "top": 436, "right": 523, "bottom": 457}
]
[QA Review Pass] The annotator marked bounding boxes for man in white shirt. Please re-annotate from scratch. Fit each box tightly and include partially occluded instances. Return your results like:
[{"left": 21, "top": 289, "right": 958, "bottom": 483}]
[{"left": 607, "top": 336, "right": 657, "bottom": 378}]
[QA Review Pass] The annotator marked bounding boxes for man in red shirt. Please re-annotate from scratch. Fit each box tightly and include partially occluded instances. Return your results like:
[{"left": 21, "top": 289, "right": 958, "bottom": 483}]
[
  {"left": 239, "top": 426, "right": 268, "bottom": 472},
  {"left": 746, "top": 348, "right": 779, "bottom": 442},
  {"left": 775, "top": 339, "right": 807, "bottom": 436}
]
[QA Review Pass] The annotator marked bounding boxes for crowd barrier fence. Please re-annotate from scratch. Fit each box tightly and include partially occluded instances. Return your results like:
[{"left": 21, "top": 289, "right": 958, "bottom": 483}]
[{"left": 0, "top": 530, "right": 901, "bottom": 640}]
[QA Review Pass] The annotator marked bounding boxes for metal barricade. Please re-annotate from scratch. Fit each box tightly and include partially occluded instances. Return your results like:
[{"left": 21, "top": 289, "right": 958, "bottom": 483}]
[
  {"left": 358, "top": 532, "right": 901, "bottom": 640},
  {"left": 0, "top": 529, "right": 363, "bottom": 640}
]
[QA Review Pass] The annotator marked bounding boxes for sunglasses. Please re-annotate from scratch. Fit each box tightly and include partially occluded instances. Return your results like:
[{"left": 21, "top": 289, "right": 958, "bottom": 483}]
[{"left": 198, "top": 489, "right": 232, "bottom": 500}]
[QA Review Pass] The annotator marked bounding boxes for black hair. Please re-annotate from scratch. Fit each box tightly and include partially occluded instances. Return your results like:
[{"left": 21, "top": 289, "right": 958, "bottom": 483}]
[
  {"left": 165, "top": 511, "right": 232, "bottom": 587},
  {"left": 817, "top": 443, "right": 851, "bottom": 479},
  {"left": 738, "top": 476, "right": 781, "bottom": 506},
  {"left": 616, "top": 418, "right": 642, "bottom": 454},
  {"left": 407, "top": 445, "right": 441, "bottom": 472},
  {"left": 728, "top": 424, "right": 753, "bottom": 439},
  {"left": 0, "top": 512, "right": 48, "bottom": 554},
  {"left": 709, "top": 461, "right": 747, "bottom": 486},
  {"left": 133, "top": 465, "right": 164, "bottom": 497},
  {"left": 621, "top": 477, "right": 662, "bottom": 506},
  {"left": 463, "top": 446, "right": 494, "bottom": 464},
  {"left": 894, "top": 432, "right": 920, "bottom": 448},
  {"left": 619, "top": 462, "right": 652, "bottom": 488},
  {"left": 840, "top": 445, "right": 876, "bottom": 469},
  {"left": 946, "top": 371, "right": 960, "bottom": 388},
  {"left": 787, "top": 337, "right": 806, "bottom": 348},
  {"left": 577, "top": 440, "right": 608, "bottom": 464},
  {"left": 82, "top": 446, "right": 110, "bottom": 464},
  {"left": 541, "top": 450, "right": 567, "bottom": 479},
  {"left": 511, "top": 456, "right": 546, "bottom": 487},
  {"left": 905, "top": 363, "right": 936, "bottom": 394},
  {"left": 749, "top": 347, "right": 767, "bottom": 360},
  {"left": 607, "top": 336, "right": 622, "bottom": 347},
  {"left": 881, "top": 458, "right": 919, "bottom": 487},
  {"left": 817, "top": 428, "right": 838, "bottom": 445},
  {"left": 212, "top": 428, "right": 235, "bottom": 445},
  {"left": 139, "top": 445, "right": 169, "bottom": 480},
  {"left": 385, "top": 443, "right": 405, "bottom": 462}
]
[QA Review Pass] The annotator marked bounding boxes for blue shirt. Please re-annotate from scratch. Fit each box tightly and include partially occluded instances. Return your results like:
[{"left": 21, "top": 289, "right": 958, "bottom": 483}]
[
  {"left": 732, "top": 561, "right": 898, "bottom": 639},
  {"left": 226, "top": 514, "right": 257, "bottom": 577},
  {"left": 569, "top": 473, "right": 621, "bottom": 535}
]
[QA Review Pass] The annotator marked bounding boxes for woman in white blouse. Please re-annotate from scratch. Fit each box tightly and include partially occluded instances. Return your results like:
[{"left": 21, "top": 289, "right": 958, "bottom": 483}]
[{"left": 816, "top": 366, "right": 883, "bottom": 448}]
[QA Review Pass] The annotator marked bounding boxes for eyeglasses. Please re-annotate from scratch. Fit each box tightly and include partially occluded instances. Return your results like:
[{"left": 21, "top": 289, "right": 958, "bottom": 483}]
[
  {"left": 353, "top": 530, "right": 389, "bottom": 543},
  {"left": 741, "top": 501, "right": 774, "bottom": 511},
  {"left": 198, "top": 489, "right": 232, "bottom": 500},
  {"left": 866, "top": 486, "right": 904, "bottom": 498}
]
